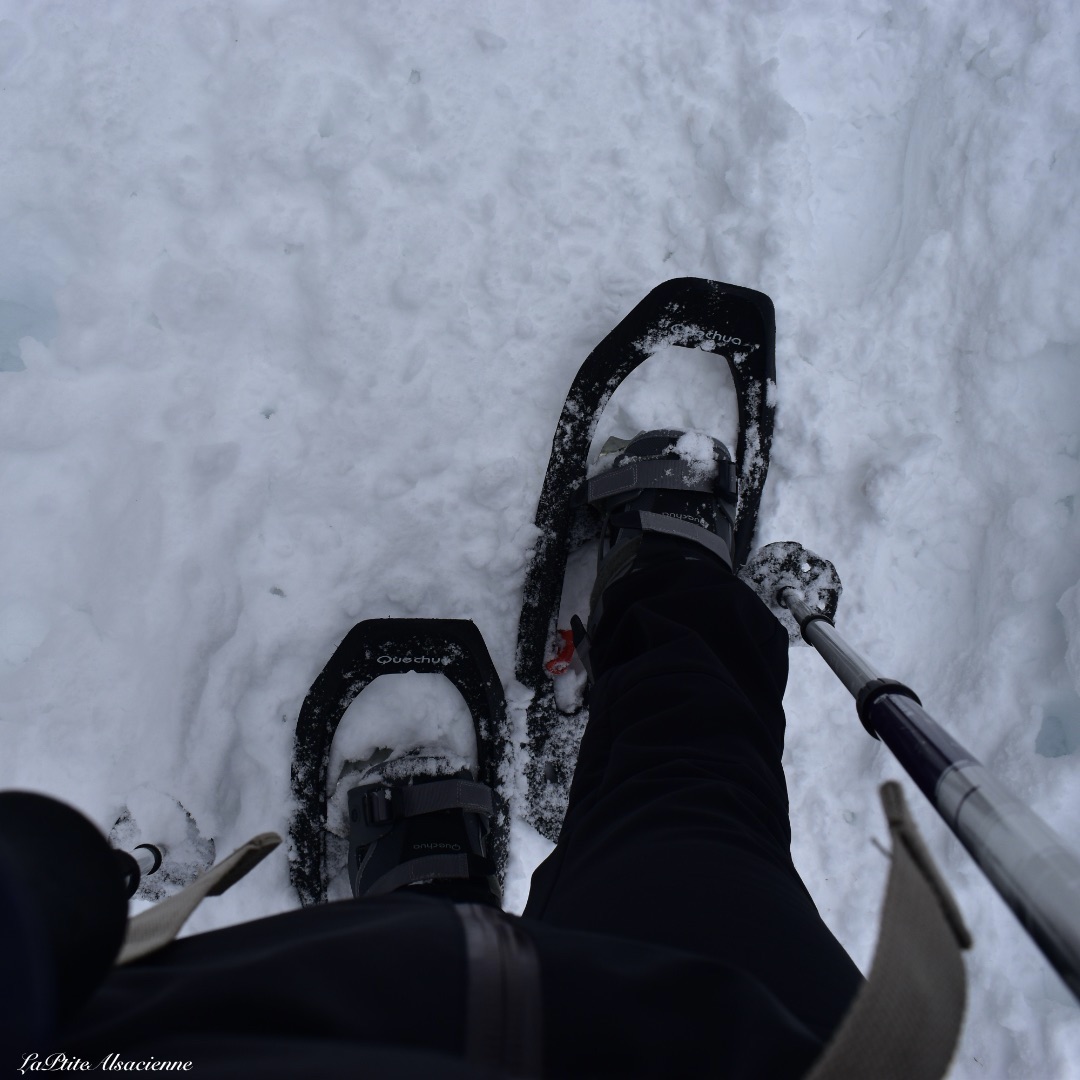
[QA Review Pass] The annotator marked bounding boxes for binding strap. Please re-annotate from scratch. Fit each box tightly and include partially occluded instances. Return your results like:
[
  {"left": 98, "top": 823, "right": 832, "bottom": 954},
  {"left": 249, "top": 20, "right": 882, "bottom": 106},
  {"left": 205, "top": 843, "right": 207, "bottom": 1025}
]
[
  {"left": 363, "top": 852, "right": 496, "bottom": 898},
  {"left": 806, "top": 782, "right": 971, "bottom": 1080},
  {"left": 586, "top": 457, "right": 736, "bottom": 504},
  {"left": 363, "top": 779, "right": 494, "bottom": 825},
  {"left": 352, "top": 778, "right": 497, "bottom": 899},
  {"left": 457, "top": 903, "right": 544, "bottom": 1078},
  {"left": 609, "top": 510, "right": 733, "bottom": 569}
]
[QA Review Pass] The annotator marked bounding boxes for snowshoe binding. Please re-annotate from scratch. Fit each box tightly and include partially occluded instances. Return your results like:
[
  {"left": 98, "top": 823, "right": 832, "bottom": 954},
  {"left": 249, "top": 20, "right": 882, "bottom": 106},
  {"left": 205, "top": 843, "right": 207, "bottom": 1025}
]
[
  {"left": 515, "top": 278, "right": 776, "bottom": 842},
  {"left": 571, "top": 427, "right": 738, "bottom": 679},
  {"left": 346, "top": 765, "right": 499, "bottom": 903},
  {"left": 289, "top": 619, "right": 510, "bottom": 907}
]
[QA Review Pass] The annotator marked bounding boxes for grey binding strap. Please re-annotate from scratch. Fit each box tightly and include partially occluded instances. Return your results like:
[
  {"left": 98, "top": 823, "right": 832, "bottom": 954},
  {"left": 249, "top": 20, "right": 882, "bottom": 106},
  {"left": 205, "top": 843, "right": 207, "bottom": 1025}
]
[
  {"left": 401, "top": 779, "right": 492, "bottom": 817},
  {"left": 456, "top": 903, "right": 544, "bottom": 1079},
  {"left": 806, "top": 783, "right": 971, "bottom": 1080},
  {"left": 366, "top": 779, "right": 494, "bottom": 824},
  {"left": 362, "top": 853, "right": 478, "bottom": 897},
  {"left": 587, "top": 458, "right": 735, "bottom": 503},
  {"left": 630, "top": 510, "right": 733, "bottom": 569}
]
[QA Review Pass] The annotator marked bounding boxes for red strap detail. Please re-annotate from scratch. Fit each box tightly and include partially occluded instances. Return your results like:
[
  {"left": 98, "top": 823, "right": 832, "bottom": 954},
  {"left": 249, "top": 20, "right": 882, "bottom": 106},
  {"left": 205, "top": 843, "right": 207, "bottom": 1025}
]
[{"left": 544, "top": 629, "right": 576, "bottom": 675}]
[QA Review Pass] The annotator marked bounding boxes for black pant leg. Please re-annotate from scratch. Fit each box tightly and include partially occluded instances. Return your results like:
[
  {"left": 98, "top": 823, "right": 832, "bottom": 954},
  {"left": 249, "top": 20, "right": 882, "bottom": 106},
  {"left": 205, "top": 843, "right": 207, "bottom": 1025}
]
[{"left": 523, "top": 557, "right": 863, "bottom": 1041}]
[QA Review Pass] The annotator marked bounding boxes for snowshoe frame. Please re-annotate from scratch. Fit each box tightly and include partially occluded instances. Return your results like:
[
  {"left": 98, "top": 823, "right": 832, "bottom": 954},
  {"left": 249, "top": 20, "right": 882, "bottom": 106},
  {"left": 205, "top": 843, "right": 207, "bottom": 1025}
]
[
  {"left": 515, "top": 277, "right": 776, "bottom": 841},
  {"left": 289, "top": 618, "right": 511, "bottom": 907}
]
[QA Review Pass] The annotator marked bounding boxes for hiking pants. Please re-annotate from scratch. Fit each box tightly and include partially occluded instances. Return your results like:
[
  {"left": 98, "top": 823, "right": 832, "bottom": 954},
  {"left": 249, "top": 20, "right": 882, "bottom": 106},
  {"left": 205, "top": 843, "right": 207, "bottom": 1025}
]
[{"left": 35, "top": 557, "right": 863, "bottom": 1076}]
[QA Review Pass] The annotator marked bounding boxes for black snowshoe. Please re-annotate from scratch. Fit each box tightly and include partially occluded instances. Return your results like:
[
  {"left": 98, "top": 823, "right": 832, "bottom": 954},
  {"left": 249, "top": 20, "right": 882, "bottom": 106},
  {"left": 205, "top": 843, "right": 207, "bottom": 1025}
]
[
  {"left": 515, "top": 277, "right": 776, "bottom": 842},
  {"left": 289, "top": 619, "right": 511, "bottom": 907},
  {"left": 288, "top": 278, "right": 775, "bottom": 891}
]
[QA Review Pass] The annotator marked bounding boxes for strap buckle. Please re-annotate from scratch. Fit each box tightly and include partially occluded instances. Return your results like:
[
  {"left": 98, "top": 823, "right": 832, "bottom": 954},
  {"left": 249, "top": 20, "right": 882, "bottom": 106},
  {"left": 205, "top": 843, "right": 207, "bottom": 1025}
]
[{"left": 362, "top": 789, "right": 395, "bottom": 826}]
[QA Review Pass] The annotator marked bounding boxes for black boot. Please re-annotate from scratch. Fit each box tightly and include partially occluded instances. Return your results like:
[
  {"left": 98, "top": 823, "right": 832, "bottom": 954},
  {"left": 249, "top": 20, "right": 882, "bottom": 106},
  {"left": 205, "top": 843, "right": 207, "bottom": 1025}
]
[{"left": 583, "top": 428, "right": 738, "bottom": 643}]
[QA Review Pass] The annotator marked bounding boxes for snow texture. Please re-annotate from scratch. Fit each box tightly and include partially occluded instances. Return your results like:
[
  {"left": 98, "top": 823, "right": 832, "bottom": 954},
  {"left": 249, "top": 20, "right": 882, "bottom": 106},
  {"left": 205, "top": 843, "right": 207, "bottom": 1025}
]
[
  {"left": 673, "top": 430, "right": 722, "bottom": 480},
  {"left": 1, "top": 2, "right": 1079, "bottom": 1073}
]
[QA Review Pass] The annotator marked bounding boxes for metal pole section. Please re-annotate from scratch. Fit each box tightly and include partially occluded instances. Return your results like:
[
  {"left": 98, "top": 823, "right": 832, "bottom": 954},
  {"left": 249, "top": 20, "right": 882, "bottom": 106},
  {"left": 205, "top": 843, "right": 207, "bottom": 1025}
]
[
  {"left": 781, "top": 587, "right": 1080, "bottom": 1004},
  {"left": 116, "top": 844, "right": 164, "bottom": 898},
  {"left": 133, "top": 844, "right": 163, "bottom": 878}
]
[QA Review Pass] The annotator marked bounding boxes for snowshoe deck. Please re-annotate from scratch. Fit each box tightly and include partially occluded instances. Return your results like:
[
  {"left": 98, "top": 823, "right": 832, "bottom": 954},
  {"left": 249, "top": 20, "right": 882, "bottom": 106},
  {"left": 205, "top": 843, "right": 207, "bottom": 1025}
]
[
  {"left": 289, "top": 618, "right": 511, "bottom": 906},
  {"left": 515, "top": 277, "right": 776, "bottom": 842}
]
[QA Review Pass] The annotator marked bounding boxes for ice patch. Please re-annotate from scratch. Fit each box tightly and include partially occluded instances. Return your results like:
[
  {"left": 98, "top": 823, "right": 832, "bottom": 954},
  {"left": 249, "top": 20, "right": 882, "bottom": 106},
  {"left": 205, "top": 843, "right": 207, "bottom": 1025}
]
[
  {"left": 1035, "top": 690, "right": 1080, "bottom": 759},
  {"left": 1059, "top": 580, "right": 1080, "bottom": 696},
  {"left": 0, "top": 219, "right": 63, "bottom": 371},
  {"left": 0, "top": 599, "right": 51, "bottom": 674},
  {"left": 0, "top": 19, "right": 29, "bottom": 74}
]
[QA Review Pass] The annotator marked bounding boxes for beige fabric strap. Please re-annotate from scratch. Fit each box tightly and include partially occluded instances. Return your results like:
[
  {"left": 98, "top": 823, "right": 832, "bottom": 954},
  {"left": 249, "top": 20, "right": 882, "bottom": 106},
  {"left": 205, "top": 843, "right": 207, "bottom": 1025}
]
[
  {"left": 806, "top": 783, "right": 972, "bottom": 1080},
  {"left": 117, "top": 832, "right": 282, "bottom": 965}
]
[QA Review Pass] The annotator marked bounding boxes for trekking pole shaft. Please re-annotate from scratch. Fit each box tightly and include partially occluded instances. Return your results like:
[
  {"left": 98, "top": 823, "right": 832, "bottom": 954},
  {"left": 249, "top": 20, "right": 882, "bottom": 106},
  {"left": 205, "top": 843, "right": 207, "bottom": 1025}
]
[
  {"left": 133, "top": 845, "right": 161, "bottom": 877},
  {"left": 116, "top": 844, "right": 163, "bottom": 898},
  {"left": 792, "top": 606, "right": 888, "bottom": 697},
  {"left": 781, "top": 588, "right": 1080, "bottom": 1003}
]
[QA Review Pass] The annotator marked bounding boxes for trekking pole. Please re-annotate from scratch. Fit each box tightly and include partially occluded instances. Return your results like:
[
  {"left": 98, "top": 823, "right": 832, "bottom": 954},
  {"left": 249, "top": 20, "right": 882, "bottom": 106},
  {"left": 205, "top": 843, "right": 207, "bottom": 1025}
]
[
  {"left": 777, "top": 579, "right": 1080, "bottom": 1005},
  {"left": 114, "top": 843, "right": 164, "bottom": 898}
]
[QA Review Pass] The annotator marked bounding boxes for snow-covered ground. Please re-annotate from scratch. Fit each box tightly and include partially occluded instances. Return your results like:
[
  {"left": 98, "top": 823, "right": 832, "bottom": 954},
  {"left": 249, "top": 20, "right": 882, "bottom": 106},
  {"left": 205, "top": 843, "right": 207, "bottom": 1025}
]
[{"left": 2, "top": 1, "right": 1079, "bottom": 1073}]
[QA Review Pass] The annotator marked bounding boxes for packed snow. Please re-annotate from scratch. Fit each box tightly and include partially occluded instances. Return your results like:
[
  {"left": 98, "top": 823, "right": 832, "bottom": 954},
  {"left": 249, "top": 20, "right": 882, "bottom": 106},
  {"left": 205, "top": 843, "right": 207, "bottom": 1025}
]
[{"left": 2, "top": 1, "right": 1079, "bottom": 1074}]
